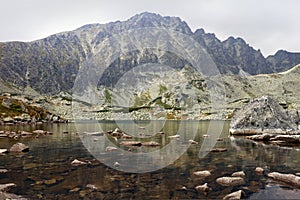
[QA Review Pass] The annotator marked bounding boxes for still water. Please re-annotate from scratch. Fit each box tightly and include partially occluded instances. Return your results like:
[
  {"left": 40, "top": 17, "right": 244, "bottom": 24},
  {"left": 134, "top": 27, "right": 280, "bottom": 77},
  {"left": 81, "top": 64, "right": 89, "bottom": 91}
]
[{"left": 0, "top": 120, "right": 299, "bottom": 199}]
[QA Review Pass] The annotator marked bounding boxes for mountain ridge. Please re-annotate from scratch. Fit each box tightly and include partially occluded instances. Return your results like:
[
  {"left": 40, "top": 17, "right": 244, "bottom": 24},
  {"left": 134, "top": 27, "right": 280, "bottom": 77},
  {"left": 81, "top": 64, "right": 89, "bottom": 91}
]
[{"left": 1, "top": 12, "right": 300, "bottom": 95}]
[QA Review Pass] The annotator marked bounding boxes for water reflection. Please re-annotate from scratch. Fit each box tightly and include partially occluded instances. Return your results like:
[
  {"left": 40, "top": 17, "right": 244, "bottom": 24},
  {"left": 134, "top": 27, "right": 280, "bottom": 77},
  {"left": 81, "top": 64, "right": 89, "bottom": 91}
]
[{"left": 0, "top": 121, "right": 299, "bottom": 199}]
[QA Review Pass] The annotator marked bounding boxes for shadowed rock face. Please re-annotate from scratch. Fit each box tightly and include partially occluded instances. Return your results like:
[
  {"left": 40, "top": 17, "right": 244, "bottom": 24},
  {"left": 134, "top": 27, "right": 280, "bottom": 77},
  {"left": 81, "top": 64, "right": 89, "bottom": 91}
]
[{"left": 230, "top": 96, "right": 299, "bottom": 134}]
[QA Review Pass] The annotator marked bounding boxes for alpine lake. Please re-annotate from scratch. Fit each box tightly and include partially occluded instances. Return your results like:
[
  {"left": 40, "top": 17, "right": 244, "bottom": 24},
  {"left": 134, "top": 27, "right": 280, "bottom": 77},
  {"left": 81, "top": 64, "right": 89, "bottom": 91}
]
[{"left": 0, "top": 120, "right": 300, "bottom": 199}]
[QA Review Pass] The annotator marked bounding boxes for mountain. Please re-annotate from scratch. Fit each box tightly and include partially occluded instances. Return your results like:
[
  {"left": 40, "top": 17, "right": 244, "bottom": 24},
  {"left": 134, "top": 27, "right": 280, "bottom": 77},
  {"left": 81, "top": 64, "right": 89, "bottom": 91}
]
[{"left": 1, "top": 12, "right": 300, "bottom": 95}]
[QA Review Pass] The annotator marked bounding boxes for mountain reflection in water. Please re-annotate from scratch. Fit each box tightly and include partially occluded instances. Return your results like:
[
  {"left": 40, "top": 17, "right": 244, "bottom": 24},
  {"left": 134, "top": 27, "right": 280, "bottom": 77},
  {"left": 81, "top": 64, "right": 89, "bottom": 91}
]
[{"left": 0, "top": 120, "right": 299, "bottom": 199}]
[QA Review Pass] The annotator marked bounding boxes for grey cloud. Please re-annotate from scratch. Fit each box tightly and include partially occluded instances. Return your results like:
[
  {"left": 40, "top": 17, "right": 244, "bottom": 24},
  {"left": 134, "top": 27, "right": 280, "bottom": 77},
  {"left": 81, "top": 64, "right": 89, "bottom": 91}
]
[{"left": 0, "top": 0, "right": 299, "bottom": 56}]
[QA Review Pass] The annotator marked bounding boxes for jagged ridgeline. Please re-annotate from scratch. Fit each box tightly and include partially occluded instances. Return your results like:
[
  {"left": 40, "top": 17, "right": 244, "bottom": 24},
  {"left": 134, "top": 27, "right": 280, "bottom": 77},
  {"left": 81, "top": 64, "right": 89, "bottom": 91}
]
[{"left": 1, "top": 12, "right": 300, "bottom": 95}]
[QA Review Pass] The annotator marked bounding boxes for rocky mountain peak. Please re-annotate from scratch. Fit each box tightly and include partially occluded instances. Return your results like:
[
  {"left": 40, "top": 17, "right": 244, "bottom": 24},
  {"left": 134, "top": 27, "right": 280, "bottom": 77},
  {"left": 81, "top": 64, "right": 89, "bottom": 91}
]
[
  {"left": 267, "top": 50, "right": 300, "bottom": 73},
  {"left": 127, "top": 12, "right": 192, "bottom": 35},
  {"left": 0, "top": 12, "right": 300, "bottom": 95}
]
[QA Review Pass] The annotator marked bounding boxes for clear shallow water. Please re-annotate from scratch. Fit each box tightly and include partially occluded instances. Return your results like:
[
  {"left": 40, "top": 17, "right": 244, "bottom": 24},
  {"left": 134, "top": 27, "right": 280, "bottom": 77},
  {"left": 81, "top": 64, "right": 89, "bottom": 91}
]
[{"left": 0, "top": 120, "right": 299, "bottom": 199}]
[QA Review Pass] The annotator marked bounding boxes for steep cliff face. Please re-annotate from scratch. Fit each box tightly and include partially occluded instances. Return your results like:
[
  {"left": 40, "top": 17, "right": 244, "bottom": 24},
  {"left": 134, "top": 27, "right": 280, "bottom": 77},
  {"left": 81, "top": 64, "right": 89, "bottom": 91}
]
[
  {"left": 193, "top": 30, "right": 272, "bottom": 75},
  {"left": 0, "top": 12, "right": 299, "bottom": 95},
  {"left": 0, "top": 32, "right": 86, "bottom": 94},
  {"left": 267, "top": 50, "right": 300, "bottom": 73}
]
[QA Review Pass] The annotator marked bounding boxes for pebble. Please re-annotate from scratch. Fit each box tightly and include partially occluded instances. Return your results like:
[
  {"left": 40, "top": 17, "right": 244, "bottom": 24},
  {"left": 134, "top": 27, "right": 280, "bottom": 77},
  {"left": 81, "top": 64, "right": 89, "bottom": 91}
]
[
  {"left": 86, "top": 184, "right": 98, "bottom": 191},
  {"left": 193, "top": 170, "right": 211, "bottom": 178},
  {"left": 180, "top": 186, "right": 187, "bottom": 190},
  {"left": 223, "top": 190, "right": 243, "bottom": 200},
  {"left": 0, "top": 149, "right": 8, "bottom": 154},
  {"left": 195, "top": 183, "right": 211, "bottom": 194},
  {"left": 119, "top": 141, "right": 142, "bottom": 146},
  {"left": 168, "top": 134, "right": 180, "bottom": 139},
  {"left": 211, "top": 148, "right": 227, "bottom": 152},
  {"left": 71, "top": 159, "right": 87, "bottom": 166},
  {"left": 0, "top": 183, "right": 16, "bottom": 191},
  {"left": 142, "top": 141, "right": 160, "bottom": 146},
  {"left": 44, "top": 179, "right": 57, "bottom": 185},
  {"left": 0, "top": 169, "right": 8, "bottom": 173},
  {"left": 32, "top": 130, "right": 45, "bottom": 134},
  {"left": 70, "top": 187, "right": 81, "bottom": 192},
  {"left": 188, "top": 139, "right": 198, "bottom": 144},
  {"left": 105, "top": 146, "right": 118, "bottom": 152},
  {"left": 232, "top": 171, "right": 246, "bottom": 178},
  {"left": 114, "top": 162, "right": 120, "bottom": 167},
  {"left": 255, "top": 167, "right": 264, "bottom": 174}
]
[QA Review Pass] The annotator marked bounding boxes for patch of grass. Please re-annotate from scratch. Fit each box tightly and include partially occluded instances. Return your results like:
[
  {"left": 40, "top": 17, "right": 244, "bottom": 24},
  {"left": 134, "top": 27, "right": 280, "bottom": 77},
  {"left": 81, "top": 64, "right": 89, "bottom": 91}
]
[
  {"left": 104, "top": 89, "right": 111, "bottom": 104},
  {"left": 159, "top": 84, "right": 167, "bottom": 95},
  {"left": 61, "top": 96, "right": 72, "bottom": 102}
]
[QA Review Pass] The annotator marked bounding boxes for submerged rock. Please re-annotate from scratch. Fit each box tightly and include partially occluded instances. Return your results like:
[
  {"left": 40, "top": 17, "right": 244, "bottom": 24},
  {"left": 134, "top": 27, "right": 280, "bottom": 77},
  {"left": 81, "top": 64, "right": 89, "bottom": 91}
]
[
  {"left": 32, "top": 130, "right": 46, "bottom": 134},
  {"left": 168, "top": 134, "right": 180, "bottom": 139},
  {"left": 255, "top": 167, "right": 264, "bottom": 174},
  {"left": 9, "top": 143, "right": 29, "bottom": 152},
  {"left": 211, "top": 148, "right": 227, "bottom": 152},
  {"left": 114, "top": 162, "right": 120, "bottom": 167},
  {"left": 86, "top": 184, "right": 99, "bottom": 191},
  {"left": 119, "top": 141, "right": 142, "bottom": 146},
  {"left": 223, "top": 190, "right": 243, "bottom": 200},
  {"left": 195, "top": 183, "right": 211, "bottom": 194},
  {"left": 0, "top": 184, "right": 27, "bottom": 200},
  {"left": 71, "top": 159, "right": 87, "bottom": 166},
  {"left": 232, "top": 171, "right": 246, "bottom": 178},
  {"left": 271, "top": 135, "right": 300, "bottom": 143},
  {"left": 193, "top": 170, "right": 211, "bottom": 178},
  {"left": 0, "top": 183, "right": 16, "bottom": 191},
  {"left": 230, "top": 96, "right": 298, "bottom": 135},
  {"left": 246, "top": 134, "right": 274, "bottom": 141},
  {"left": 267, "top": 172, "right": 300, "bottom": 187},
  {"left": 142, "top": 141, "right": 160, "bottom": 146},
  {"left": 44, "top": 179, "right": 57, "bottom": 185},
  {"left": 0, "top": 149, "right": 8, "bottom": 154},
  {"left": 188, "top": 139, "right": 198, "bottom": 144},
  {"left": 0, "top": 169, "right": 8, "bottom": 173},
  {"left": 216, "top": 177, "right": 245, "bottom": 187},
  {"left": 105, "top": 146, "right": 118, "bottom": 152}
]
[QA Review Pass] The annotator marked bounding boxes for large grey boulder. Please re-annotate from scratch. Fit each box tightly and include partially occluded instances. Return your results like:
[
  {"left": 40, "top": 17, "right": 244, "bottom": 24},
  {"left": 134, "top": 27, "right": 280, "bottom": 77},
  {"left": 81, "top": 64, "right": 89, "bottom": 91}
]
[
  {"left": 230, "top": 96, "right": 298, "bottom": 135},
  {"left": 9, "top": 143, "right": 29, "bottom": 152}
]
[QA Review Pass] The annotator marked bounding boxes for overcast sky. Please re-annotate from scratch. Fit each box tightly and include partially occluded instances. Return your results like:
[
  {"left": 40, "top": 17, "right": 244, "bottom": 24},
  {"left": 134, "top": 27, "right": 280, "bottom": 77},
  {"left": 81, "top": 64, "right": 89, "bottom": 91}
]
[{"left": 0, "top": 0, "right": 299, "bottom": 56}]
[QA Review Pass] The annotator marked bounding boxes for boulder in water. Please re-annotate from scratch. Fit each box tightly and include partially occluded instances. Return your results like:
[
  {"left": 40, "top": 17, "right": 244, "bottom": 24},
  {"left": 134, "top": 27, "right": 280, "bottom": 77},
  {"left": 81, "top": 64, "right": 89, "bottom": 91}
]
[
  {"left": 9, "top": 143, "right": 29, "bottom": 152},
  {"left": 267, "top": 172, "right": 300, "bottom": 187},
  {"left": 223, "top": 190, "right": 243, "bottom": 200},
  {"left": 230, "top": 96, "right": 298, "bottom": 135},
  {"left": 216, "top": 176, "right": 245, "bottom": 187}
]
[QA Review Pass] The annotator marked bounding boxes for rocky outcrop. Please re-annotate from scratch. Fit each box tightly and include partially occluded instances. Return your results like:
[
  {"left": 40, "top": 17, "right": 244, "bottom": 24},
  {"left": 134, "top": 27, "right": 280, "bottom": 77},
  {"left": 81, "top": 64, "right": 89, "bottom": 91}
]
[
  {"left": 0, "top": 183, "right": 27, "bottom": 200},
  {"left": 230, "top": 96, "right": 298, "bottom": 135}
]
